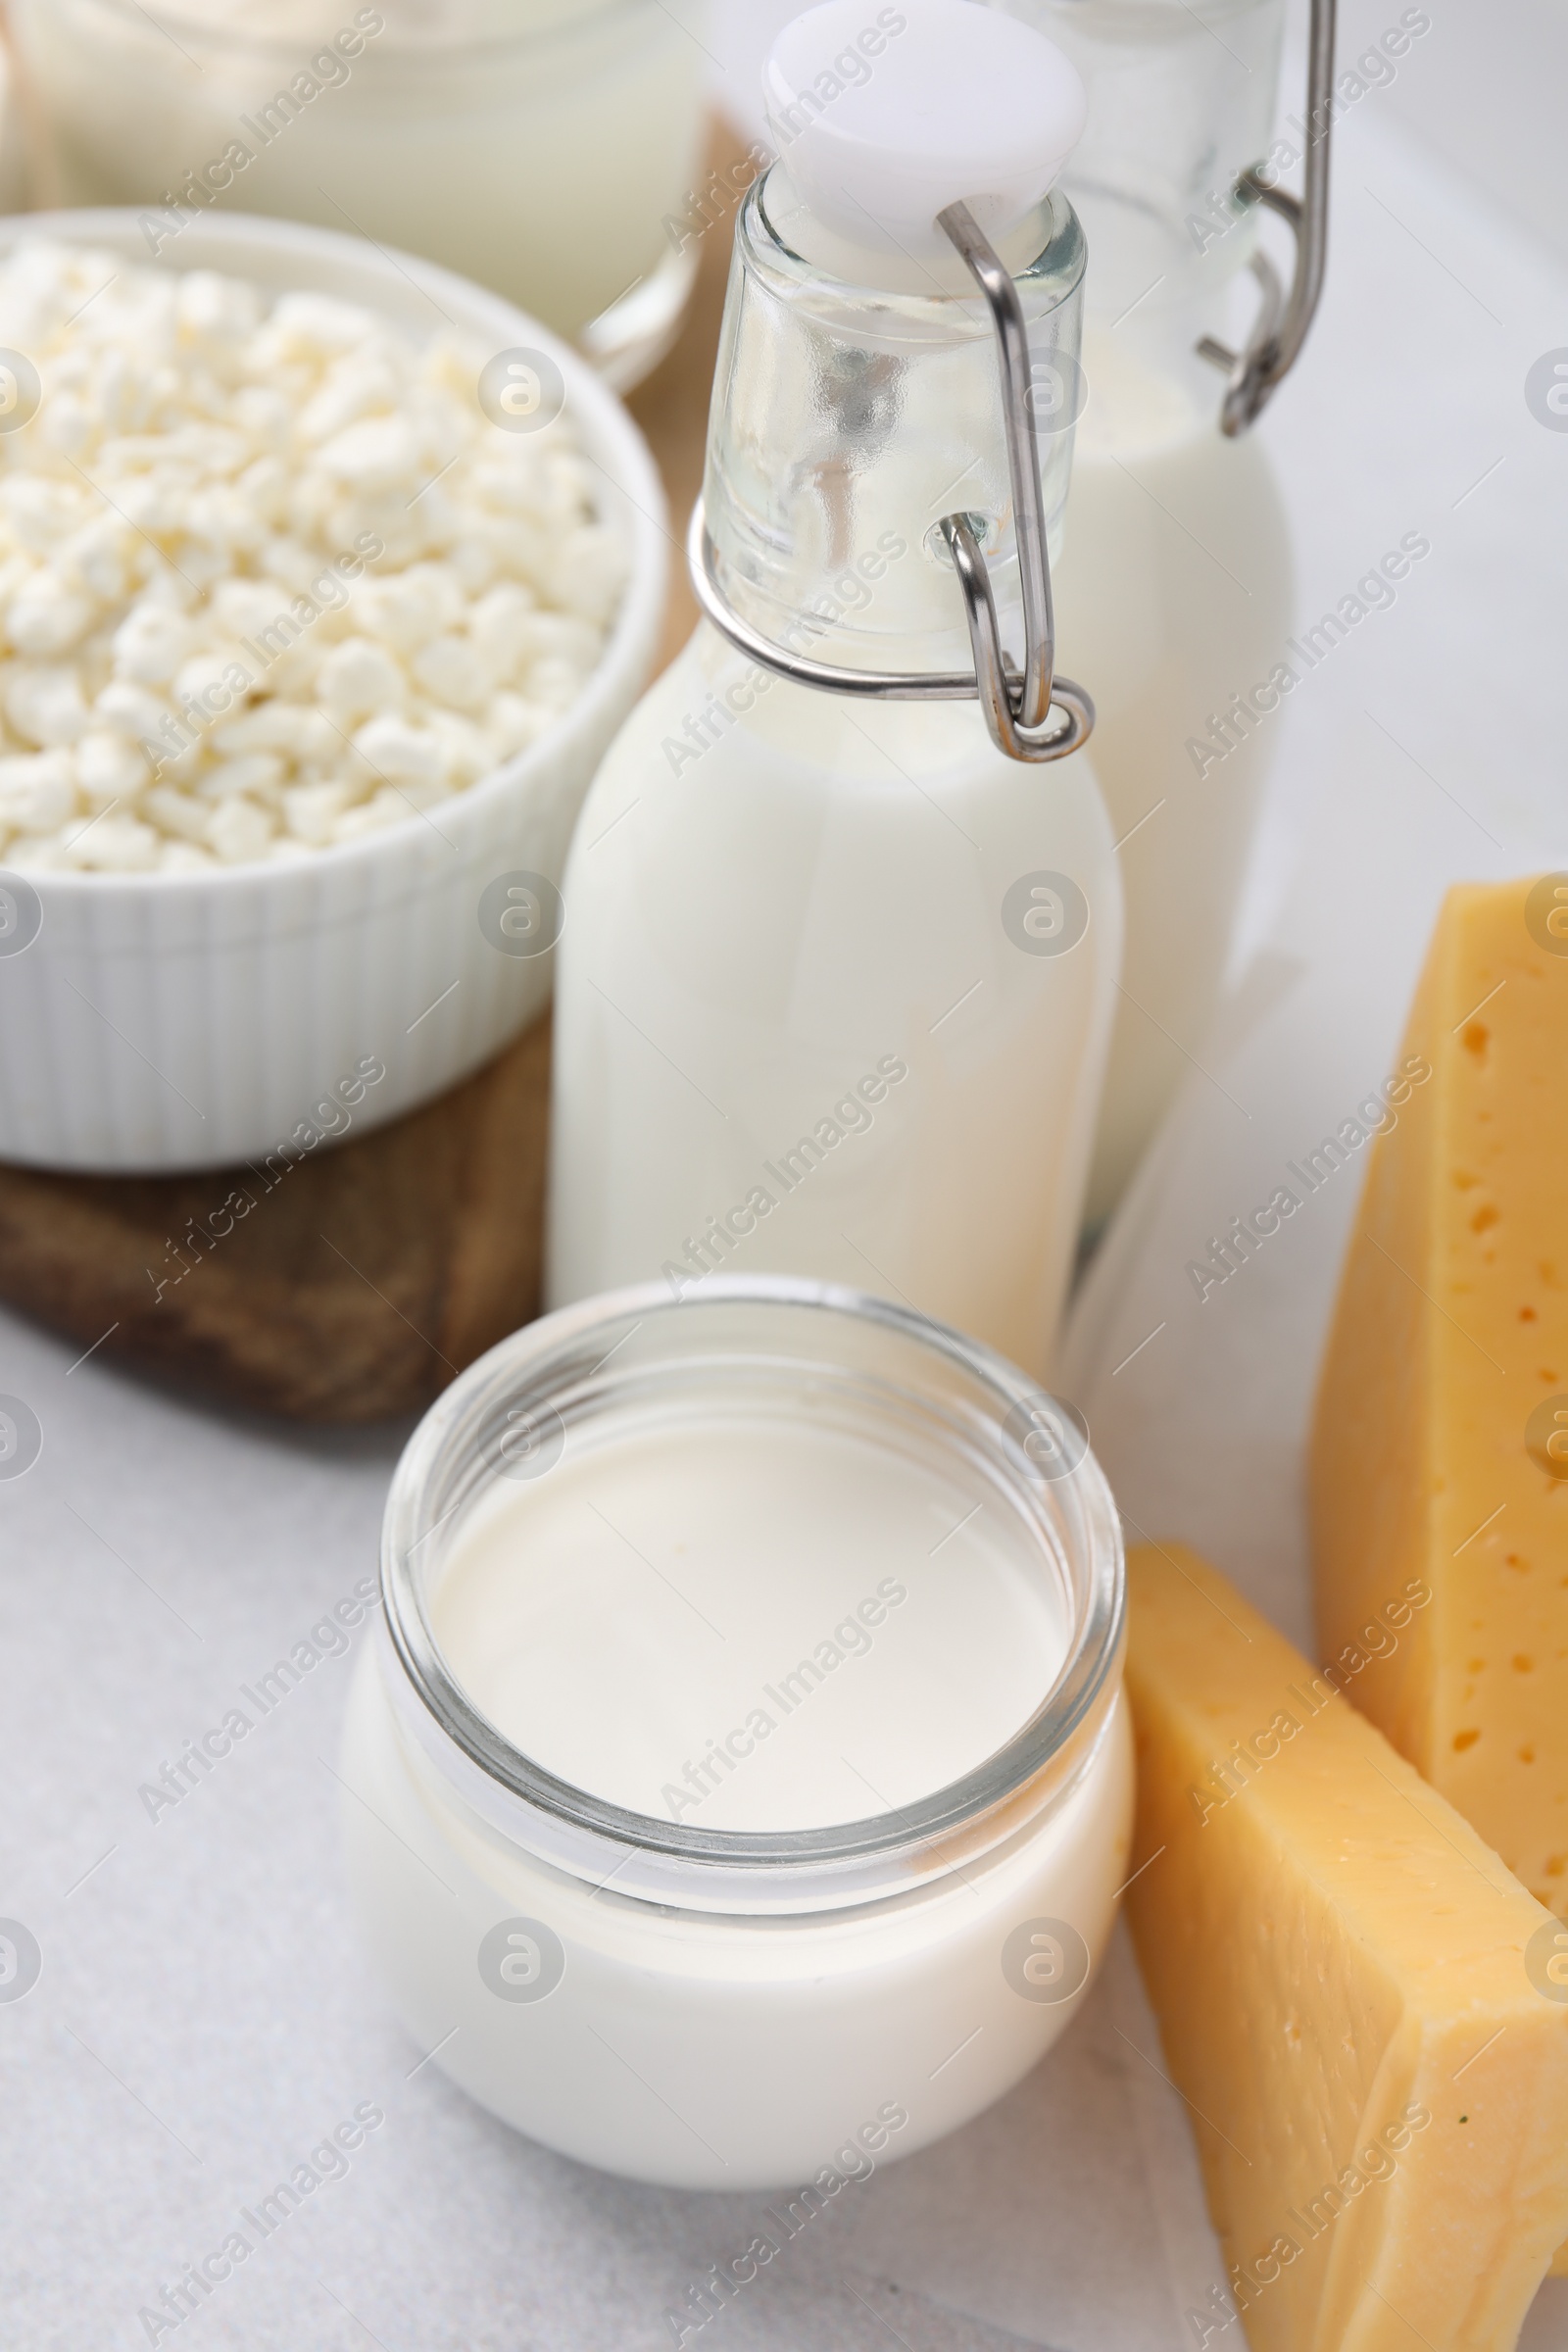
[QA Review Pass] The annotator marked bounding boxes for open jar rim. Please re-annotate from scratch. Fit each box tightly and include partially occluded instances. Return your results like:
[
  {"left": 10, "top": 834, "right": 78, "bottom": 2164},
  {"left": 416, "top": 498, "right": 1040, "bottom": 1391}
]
[{"left": 378, "top": 1276, "right": 1125, "bottom": 1915}]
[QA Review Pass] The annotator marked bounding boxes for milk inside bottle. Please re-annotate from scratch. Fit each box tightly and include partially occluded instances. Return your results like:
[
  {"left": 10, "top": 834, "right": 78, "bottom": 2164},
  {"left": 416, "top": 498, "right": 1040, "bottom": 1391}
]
[
  {"left": 998, "top": 0, "right": 1297, "bottom": 1227},
  {"left": 546, "top": 0, "right": 1121, "bottom": 1383}
]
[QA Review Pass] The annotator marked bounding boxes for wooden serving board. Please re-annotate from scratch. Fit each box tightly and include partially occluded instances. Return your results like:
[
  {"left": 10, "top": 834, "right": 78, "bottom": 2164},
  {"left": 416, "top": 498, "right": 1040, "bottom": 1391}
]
[{"left": 0, "top": 126, "right": 745, "bottom": 1423}]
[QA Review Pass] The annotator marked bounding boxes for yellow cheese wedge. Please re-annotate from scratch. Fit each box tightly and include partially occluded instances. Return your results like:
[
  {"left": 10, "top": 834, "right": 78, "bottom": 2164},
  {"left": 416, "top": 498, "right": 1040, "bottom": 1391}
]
[
  {"left": 1309, "top": 875, "right": 1568, "bottom": 1917},
  {"left": 1123, "top": 1540, "right": 1568, "bottom": 2352}
]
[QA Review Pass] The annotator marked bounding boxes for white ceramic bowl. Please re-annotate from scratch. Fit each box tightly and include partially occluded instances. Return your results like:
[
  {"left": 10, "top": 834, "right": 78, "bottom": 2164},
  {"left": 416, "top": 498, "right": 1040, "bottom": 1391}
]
[{"left": 0, "top": 210, "right": 668, "bottom": 1172}]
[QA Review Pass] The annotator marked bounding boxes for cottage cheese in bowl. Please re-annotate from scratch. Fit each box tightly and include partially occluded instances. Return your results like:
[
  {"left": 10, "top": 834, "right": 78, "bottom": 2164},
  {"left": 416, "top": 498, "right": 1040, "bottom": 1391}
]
[
  {"left": 0, "top": 242, "right": 626, "bottom": 871},
  {"left": 0, "top": 214, "right": 665, "bottom": 1171}
]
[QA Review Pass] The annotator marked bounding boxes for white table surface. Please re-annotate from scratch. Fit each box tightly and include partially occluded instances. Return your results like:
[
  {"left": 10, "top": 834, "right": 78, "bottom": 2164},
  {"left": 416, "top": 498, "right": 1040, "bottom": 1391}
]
[{"left": 5, "top": 24, "right": 1568, "bottom": 2352}]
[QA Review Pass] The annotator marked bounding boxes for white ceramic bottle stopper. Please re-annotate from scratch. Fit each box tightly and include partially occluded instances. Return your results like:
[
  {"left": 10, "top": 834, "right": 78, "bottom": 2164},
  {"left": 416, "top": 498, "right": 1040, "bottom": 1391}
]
[{"left": 761, "top": 0, "right": 1088, "bottom": 265}]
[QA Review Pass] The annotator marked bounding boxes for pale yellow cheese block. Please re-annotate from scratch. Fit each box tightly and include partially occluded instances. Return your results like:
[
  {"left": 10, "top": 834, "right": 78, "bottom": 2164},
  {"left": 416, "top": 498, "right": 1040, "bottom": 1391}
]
[
  {"left": 1309, "top": 877, "right": 1568, "bottom": 1916},
  {"left": 1124, "top": 1541, "right": 1568, "bottom": 2352}
]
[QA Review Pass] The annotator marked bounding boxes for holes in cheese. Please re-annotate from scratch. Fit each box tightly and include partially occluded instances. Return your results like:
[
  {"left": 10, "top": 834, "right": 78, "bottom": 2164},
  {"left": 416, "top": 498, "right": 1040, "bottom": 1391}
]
[
  {"left": 1310, "top": 877, "right": 1568, "bottom": 1915},
  {"left": 1124, "top": 1541, "right": 1568, "bottom": 2352}
]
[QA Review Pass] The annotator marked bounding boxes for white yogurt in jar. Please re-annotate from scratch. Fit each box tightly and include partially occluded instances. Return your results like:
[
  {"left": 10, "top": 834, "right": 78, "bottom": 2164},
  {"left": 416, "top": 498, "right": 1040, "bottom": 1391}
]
[
  {"left": 341, "top": 1280, "right": 1133, "bottom": 2189},
  {"left": 432, "top": 1408, "right": 1072, "bottom": 1831},
  {"left": 9, "top": 0, "right": 709, "bottom": 368}
]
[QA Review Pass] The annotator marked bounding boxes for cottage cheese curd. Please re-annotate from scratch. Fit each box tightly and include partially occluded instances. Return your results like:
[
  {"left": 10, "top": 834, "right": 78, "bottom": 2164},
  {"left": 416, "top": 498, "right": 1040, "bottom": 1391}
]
[{"left": 0, "top": 242, "right": 626, "bottom": 873}]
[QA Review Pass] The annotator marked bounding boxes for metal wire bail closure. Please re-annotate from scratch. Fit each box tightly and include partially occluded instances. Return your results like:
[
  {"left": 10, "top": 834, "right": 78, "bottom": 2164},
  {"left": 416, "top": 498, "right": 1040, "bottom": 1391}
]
[
  {"left": 1199, "top": 0, "right": 1337, "bottom": 436},
  {"left": 688, "top": 200, "right": 1095, "bottom": 766}
]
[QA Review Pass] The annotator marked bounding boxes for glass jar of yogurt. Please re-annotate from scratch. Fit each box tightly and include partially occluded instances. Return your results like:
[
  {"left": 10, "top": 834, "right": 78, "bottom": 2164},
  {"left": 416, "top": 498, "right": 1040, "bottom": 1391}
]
[
  {"left": 7, "top": 0, "right": 709, "bottom": 385},
  {"left": 342, "top": 1277, "right": 1132, "bottom": 2187}
]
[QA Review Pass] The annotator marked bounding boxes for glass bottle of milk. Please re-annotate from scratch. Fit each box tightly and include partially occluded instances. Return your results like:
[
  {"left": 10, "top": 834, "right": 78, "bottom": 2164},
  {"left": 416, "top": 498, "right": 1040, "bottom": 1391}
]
[
  {"left": 546, "top": 0, "right": 1121, "bottom": 1384},
  {"left": 997, "top": 0, "right": 1296, "bottom": 1227}
]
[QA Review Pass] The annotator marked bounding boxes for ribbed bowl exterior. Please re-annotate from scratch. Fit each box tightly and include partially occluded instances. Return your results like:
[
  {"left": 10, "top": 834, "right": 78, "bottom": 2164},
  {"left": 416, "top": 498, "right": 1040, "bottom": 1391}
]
[{"left": 0, "top": 211, "right": 668, "bottom": 1171}]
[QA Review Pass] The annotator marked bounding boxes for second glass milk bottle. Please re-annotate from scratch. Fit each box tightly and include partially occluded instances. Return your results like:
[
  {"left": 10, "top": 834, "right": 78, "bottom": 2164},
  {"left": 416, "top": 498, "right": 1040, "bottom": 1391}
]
[
  {"left": 546, "top": 0, "right": 1121, "bottom": 1384},
  {"left": 1000, "top": 0, "right": 1306, "bottom": 1227}
]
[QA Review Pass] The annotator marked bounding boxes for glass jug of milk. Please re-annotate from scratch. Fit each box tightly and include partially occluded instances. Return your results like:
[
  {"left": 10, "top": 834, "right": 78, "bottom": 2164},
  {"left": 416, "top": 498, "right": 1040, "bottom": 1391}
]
[
  {"left": 546, "top": 0, "right": 1121, "bottom": 1384},
  {"left": 997, "top": 0, "right": 1298, "bottom": 1227}
]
